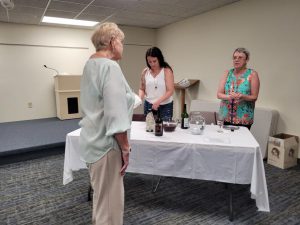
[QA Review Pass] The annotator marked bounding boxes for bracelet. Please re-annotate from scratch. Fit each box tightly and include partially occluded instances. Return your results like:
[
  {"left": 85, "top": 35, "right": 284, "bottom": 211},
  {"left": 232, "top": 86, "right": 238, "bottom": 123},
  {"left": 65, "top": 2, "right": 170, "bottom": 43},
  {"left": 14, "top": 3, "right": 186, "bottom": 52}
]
[{"left": 122, "top": 148, "right": 131, "bottom": 154}]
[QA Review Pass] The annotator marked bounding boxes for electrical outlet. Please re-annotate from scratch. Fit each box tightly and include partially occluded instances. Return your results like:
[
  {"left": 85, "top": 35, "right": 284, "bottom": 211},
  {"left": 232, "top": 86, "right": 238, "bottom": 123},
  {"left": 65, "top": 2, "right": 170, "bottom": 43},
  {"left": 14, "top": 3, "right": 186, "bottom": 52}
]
[{"left": 28, "top": 102, "right": 33, "bottom": 108}]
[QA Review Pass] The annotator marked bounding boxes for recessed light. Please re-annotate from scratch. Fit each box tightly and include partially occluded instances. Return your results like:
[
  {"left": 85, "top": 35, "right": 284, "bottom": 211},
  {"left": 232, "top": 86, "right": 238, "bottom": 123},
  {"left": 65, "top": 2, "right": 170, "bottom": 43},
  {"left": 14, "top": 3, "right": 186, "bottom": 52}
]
[{"left": 42, "top": 16, "right": 98, "bottom": 27}]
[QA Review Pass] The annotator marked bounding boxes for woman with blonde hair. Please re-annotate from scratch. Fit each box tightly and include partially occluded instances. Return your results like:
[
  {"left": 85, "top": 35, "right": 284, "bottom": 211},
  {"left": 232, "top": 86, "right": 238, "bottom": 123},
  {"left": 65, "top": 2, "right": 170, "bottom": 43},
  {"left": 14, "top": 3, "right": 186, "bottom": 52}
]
[{"left": 79, "top": 22, "right": 134, "bottom": 225}]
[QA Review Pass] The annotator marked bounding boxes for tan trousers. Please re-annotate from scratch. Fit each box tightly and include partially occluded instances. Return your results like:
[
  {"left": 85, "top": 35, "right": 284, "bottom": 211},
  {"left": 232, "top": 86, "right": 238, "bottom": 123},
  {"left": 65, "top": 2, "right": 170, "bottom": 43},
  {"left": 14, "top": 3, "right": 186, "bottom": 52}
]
[{"left": 88, "top": 149, "right": 124, "bottom": 225}]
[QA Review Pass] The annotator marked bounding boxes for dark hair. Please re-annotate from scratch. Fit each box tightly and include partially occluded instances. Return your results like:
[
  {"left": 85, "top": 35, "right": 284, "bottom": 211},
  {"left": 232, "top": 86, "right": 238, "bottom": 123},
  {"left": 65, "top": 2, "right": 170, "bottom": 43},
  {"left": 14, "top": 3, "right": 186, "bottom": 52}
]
[{"left": 145, "top": 47, "right": 173, "bottom": 72}]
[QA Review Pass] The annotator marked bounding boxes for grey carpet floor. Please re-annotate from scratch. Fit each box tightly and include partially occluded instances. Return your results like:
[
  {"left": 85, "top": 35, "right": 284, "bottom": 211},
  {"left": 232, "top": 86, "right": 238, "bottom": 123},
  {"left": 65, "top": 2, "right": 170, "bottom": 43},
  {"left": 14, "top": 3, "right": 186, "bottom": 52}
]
[{"left": 0, "top": 153, "right": 299, "bottom": 225}]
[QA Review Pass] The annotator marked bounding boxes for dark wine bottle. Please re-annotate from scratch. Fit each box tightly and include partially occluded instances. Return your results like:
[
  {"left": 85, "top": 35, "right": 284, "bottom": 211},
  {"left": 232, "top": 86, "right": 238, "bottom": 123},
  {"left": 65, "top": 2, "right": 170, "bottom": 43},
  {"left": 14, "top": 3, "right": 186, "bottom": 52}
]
[
  {"left": 181, "top": 104, "right": 189, "bottom": 129},
  {"left": 155, "top": 108, "right": 163, "bottom": 136}
]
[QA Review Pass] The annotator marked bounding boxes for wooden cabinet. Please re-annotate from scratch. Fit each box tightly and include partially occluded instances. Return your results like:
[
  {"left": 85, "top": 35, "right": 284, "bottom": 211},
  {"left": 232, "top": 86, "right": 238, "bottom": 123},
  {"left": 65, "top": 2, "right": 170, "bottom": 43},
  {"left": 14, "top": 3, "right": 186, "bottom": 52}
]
[{"left": 54, "top": 75, "right": 81, "bottom": 120}]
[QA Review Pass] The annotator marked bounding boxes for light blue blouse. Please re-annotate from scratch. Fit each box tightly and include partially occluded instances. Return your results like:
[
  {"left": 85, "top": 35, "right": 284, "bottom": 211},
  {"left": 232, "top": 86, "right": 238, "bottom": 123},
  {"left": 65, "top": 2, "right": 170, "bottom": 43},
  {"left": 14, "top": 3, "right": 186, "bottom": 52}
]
[{"left": 79, "top": 58, "right": 134, "bottom": 163}]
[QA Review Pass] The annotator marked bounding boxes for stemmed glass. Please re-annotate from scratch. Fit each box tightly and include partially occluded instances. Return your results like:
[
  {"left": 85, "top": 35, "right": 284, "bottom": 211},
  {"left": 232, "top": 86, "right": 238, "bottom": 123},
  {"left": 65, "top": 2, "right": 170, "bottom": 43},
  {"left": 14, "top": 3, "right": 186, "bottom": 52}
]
[{"left": 217, "top": 114, "right": 224, "bottom": 133}]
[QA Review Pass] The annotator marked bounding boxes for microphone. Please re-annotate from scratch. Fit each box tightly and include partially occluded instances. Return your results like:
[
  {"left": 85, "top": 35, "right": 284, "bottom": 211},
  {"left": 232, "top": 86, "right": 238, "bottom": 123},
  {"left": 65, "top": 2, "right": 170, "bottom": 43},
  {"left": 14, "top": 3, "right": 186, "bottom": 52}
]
[{"left": 43, "top": 65, "right": 59, "bottom": 75}]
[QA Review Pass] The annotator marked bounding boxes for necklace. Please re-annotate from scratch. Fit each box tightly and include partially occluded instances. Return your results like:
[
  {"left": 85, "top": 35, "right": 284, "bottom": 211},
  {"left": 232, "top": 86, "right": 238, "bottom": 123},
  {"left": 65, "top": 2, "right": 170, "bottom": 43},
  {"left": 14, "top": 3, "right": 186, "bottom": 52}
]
[
  {"left": 150, "top": 68, "right": 161, "bottom": 90},
  {"left": 154, "top": 77, "right": 158, "bottom": 89}
]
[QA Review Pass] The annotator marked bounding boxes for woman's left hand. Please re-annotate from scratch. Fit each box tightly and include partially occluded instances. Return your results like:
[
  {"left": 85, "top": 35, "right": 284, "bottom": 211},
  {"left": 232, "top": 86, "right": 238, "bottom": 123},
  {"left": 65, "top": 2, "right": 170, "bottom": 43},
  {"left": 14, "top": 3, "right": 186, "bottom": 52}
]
[
  {"left": 152, "top": 102, "right": 160, "bottom": 110},
  {"left": 120, "top": 151, "right": 129, "bottom": 176},
  {"left": 231, "top": 92, "right": 243, "bottom": 100}
]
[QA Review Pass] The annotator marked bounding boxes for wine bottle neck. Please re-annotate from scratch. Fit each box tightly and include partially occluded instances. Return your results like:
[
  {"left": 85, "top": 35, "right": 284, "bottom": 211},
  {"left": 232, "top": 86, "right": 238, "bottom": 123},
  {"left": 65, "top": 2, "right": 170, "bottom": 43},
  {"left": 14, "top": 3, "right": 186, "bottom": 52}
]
[{"left": 183, "top": 104, "right": 187, "bottom": 112}]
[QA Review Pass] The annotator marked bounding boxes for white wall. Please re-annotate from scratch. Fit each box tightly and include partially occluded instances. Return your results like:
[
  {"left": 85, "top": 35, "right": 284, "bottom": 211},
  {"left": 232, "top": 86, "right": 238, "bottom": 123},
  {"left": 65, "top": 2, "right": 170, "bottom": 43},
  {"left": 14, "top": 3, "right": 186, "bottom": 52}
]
[
  {"left": 1, "top": 0, "right": 299, "bottom": 154},
  {"left": 156, "top": 0, "right": 300, "bottom": 144},
  {"left": 119, "top": 26, "right": 156, "bottom": 115},
  {"left": 0, "top": 23, "right": 155, "bottom": 122}
]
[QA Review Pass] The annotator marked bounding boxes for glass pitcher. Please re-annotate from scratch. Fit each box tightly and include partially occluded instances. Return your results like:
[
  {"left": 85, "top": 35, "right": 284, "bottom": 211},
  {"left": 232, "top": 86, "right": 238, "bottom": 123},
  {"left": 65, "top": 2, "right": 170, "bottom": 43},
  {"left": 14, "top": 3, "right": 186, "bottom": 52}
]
[{"left": 189, "top": 111, "right": 205, "bottom": 135}]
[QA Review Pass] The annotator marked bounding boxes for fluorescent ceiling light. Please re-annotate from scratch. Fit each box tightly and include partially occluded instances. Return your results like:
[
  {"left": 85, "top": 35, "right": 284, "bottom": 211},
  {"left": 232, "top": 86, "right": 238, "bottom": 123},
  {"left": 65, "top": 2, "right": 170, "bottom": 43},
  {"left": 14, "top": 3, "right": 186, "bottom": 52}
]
[{"left": 42, "top": 16, "right": 98, "bottom": 27}]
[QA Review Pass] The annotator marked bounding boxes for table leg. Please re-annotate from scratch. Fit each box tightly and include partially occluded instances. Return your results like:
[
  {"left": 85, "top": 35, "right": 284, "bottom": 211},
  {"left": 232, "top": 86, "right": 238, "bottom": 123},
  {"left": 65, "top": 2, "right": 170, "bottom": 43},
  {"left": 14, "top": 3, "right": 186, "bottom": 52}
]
[
  {"left": 152, "top": 175, "right": 162, "bottom": 193},
  {"left": 225, "top": 183, "right": 234, "bottom": 221},
  {"left": 88, "top": 184, "right": 93, "bottom": 201}
]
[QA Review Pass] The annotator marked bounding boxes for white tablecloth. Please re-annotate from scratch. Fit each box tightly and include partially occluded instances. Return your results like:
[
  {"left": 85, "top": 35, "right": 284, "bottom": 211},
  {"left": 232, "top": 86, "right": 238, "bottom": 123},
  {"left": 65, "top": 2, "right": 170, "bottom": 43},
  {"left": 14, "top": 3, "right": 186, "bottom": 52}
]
[{"left": 63, "top": 121, "right": 270, "bottom": 212}]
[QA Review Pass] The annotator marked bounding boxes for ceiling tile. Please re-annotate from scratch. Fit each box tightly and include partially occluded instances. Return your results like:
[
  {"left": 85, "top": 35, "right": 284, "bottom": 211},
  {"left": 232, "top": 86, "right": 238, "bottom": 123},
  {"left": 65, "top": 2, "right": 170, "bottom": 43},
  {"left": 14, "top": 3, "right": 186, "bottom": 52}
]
[
  {"left": 141, "top": 0, "right": 182, "bottom": 5},
  {"left": 8, "top": 12, "right": 41, "bottom": 24},
  {"left": 45, "top": 10, "right": 78, "bottom": 19},
  {"left": 0, "top": 0, "right": 241, "bottom": 28},
  {"left": 82, "top": 5, "right": 117, "bottom": 16},
  {"left": 7, "top": 5, "right": 44, "bottom": 14},
  {"left": 47, "top": 1, "right": 86, "bottom": 13},
  {"left": 91, "top": 0, "right": 139, "bottom": 9},
  {"left": 76, "top": 13, "right": 108, "bottom": 22},
  {"left": 14, "top": 0, "right": 49, "bottom": 8},
  {"left": 53, "top": 0, "right": 92, "bottom": 4}
]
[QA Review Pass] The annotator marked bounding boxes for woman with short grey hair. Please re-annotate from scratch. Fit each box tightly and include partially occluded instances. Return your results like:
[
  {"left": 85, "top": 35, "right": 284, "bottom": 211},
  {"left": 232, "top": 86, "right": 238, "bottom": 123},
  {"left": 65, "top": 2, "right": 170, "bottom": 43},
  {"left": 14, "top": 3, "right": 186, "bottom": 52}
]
[
  {"left": 79, "top": 22, "right": 134, "bottom": 225},
  {"left": 217, "top": 47, "right": 260, "bottom": 130}
]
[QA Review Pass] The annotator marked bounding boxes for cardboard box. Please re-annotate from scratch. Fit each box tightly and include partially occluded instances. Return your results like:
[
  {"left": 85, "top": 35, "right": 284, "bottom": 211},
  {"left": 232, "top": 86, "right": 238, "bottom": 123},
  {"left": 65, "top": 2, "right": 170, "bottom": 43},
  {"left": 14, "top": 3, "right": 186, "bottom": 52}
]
[{"left": 267, "top": 133, "right": 299, "bottom": 169}]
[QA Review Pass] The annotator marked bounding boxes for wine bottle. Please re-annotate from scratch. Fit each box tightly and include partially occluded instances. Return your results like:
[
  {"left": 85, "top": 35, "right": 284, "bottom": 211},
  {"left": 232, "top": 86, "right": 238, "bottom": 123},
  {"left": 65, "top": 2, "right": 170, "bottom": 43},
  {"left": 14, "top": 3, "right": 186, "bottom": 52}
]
[
  {"left": 155, "top": 108, "right": 163, "bottom": 136},
  {"left": 181, "top": 104, "right": 189, "bottom": 129}
]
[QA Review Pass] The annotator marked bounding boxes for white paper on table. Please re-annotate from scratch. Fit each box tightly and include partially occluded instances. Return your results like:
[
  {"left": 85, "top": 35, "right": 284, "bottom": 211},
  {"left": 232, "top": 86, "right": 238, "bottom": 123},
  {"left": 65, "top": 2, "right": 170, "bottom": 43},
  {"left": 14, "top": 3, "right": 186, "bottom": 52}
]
[{"left": 134, "top": 93, "right": 142, "bottom": 109}]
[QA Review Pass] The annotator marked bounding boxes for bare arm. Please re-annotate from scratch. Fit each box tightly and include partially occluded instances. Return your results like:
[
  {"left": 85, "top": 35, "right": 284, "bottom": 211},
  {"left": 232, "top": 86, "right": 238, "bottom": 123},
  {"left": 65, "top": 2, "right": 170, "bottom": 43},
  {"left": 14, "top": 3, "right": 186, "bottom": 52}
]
[
  {"left": 217, "top": 70, "right": 260, "bottom": 102},
  {"left": 232, "top": 70, "right": 260, "bottom": 102},
  {"left": 138, "top": 68, "right": 147, "bottom": 100},
  {"left": 217, "top": 70, "right": 231, "bottom": 101},
  {"left": 152, "top": 68, "right": 175, "bottom": 110},
  {"left": 240, "top": 70, "right": 260, "bottom": 101},
  {"left": 114, "top": 132, "right": 130, "bottom": 176}
]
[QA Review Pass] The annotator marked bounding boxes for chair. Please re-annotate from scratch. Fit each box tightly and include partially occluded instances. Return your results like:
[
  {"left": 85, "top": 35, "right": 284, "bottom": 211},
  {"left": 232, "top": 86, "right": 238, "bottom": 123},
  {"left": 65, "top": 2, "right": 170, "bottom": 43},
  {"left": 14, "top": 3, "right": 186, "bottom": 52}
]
[
  {"left": 190, "top": 110, "right": 217, "bottom": 125},
  {"left": 190, "top": 99, "right": 279, "bottom": 158},
  {"left": 190, "top": 100, "right": 219, "bottom": 125},
  {"left": 199, "top": 111, "right": 217, "bottom": 125}
]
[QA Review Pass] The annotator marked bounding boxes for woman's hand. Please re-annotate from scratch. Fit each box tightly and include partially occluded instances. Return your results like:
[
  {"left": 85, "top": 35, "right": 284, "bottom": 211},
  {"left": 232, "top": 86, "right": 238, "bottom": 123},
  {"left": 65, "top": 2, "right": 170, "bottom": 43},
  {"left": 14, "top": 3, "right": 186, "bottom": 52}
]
[
  {"left": 152, "top": 101, "right": 160, "bottom": 110},
  {"left": 120, "top": 150, "right": 130, "bottom": 176},
  {"left": 114, "top": 131, "right": 131, "bottom": 176},
  {"left": 230, "top": 92, "right": 243, "bottom": 100}
]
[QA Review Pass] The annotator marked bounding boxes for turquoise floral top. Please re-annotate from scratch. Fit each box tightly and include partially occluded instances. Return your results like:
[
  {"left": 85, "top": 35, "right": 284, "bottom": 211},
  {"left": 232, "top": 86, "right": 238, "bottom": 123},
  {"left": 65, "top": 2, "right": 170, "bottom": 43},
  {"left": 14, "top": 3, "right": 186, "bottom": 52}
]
[{"left": 219, "top": 68, "right": 255, "bottom": 125}]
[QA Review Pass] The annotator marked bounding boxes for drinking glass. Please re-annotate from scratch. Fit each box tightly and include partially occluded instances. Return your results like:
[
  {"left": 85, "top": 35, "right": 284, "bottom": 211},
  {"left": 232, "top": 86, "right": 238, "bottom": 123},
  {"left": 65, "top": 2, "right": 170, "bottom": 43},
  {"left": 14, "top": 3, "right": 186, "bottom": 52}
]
[{"left": 217, "top": 115, "right": 224, "bottom": 133}]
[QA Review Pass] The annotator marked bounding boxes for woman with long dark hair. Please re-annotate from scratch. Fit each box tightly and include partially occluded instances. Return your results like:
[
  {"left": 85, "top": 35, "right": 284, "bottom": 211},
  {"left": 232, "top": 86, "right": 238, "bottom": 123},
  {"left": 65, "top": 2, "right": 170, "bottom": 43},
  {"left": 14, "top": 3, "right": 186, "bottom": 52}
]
[{"left": 139, "top": 47, "right": 174, "bottom": 120}]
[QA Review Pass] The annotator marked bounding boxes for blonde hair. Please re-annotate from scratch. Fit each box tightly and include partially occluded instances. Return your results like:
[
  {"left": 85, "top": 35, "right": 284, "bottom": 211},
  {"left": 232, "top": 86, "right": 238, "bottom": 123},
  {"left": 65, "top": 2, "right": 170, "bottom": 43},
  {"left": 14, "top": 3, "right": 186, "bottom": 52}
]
[{"left": 91, "top": 22, "right": 125, "bottom": 51}]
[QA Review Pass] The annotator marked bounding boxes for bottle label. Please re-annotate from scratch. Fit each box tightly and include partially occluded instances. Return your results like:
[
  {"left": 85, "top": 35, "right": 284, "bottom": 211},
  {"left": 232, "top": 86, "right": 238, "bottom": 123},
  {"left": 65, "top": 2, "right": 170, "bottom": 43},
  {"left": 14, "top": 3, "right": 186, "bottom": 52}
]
[
  {"left": 183, "top": 118, "right": 189, "bottom": 128},
  {"left": 155, "top": 124, "right": 163, "bottom": 136}
]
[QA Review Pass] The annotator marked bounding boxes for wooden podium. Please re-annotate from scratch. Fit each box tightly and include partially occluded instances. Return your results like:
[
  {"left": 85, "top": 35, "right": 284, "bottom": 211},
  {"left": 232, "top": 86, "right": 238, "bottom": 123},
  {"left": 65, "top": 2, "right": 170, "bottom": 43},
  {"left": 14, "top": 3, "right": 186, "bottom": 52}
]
[
  {"left": 54, "top": 75, "right": 81, "bottom": 120},
  {"left": 174, "top": 79, "right": 200, "bottom": 113}
]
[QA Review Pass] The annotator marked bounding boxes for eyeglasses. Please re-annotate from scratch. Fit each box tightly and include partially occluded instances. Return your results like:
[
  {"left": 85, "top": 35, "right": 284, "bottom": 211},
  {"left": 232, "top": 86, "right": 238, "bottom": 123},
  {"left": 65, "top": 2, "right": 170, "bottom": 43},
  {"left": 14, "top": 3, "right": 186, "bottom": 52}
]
[{"left": 233, "top": 56, "right": 246, "bottom": 60}]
